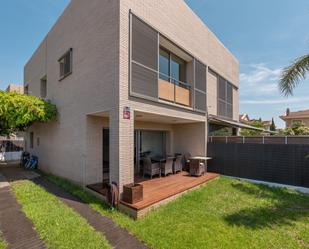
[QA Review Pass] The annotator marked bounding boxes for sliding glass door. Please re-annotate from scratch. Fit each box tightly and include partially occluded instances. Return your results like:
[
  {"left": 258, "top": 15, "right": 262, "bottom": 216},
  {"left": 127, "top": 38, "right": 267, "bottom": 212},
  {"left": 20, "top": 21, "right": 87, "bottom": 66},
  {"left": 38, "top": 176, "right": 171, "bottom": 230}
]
[{"left": 134, "top": 130, "right": 167, "bottom": 174}]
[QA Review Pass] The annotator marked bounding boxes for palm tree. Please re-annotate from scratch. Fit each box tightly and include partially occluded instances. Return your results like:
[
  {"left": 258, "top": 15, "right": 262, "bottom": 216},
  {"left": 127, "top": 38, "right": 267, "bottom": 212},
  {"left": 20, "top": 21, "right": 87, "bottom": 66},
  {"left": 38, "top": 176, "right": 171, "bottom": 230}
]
[{"left": 279, "top": 54, "right": 309, "bottom": 96}]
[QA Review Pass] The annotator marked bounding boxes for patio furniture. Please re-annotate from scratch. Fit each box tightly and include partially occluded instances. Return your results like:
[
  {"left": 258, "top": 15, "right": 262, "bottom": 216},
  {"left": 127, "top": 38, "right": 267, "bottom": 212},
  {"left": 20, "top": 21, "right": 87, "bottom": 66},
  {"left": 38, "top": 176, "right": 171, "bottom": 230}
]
[
  {"left": 143, "top": 157, "right": 161, "bottom": 179},
  {"left": 189, "top": 159, "right": 205, "bottom": 176},
  {"left": 123, "top": 183, "right": 143, "bottom": 204},
  {"left": 183, "top": 153, "right": 191, "bottom": 171},
  {"left": 189, "top": 156, "right": 212, "bottom": 176},
  {"left": 161, "top": 157, "right": 174, "bottom": 176},
  {"left": 173, "top": 155, "right": 182, "bottom": 174}
]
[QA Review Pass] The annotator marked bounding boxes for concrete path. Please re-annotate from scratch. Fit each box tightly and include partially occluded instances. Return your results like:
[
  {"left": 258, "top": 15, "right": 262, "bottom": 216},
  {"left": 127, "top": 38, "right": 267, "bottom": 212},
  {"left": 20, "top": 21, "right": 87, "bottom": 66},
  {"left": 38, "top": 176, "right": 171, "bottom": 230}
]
[
  {"left": 0, "top": 171, "right": 46, "bottom": 249},
  {"left": 34, "top": 177, "right": 148, "bottom": 249}
]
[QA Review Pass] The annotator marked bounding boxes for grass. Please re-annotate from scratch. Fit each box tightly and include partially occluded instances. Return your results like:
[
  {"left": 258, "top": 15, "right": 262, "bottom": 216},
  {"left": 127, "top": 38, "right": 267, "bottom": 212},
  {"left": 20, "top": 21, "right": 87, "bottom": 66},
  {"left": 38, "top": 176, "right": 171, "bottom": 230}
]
[
  {"left": 11, "top": 180, "right": 111, "bottom": 249},
  {"left": 47, "top": 174, "right": 309, "bottom": 249},
  {"left": 0, "top": 234, "right": 6, "bottom": 249}
]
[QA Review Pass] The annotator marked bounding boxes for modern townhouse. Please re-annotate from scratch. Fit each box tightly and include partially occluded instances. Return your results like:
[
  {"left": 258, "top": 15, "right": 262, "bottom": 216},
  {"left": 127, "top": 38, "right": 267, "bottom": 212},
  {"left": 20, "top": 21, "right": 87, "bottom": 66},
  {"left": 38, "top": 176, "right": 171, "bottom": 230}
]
[{"left": 24, "top": 0, "right": 239, "bottom": 215}]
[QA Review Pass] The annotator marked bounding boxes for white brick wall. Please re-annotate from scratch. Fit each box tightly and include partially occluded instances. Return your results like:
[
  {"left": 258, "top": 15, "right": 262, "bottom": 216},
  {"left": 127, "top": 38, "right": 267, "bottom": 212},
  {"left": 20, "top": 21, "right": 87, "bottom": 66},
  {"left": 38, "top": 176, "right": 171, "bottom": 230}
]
[{"left": 24, "top": 0, "right": 239, "bottom": 192}]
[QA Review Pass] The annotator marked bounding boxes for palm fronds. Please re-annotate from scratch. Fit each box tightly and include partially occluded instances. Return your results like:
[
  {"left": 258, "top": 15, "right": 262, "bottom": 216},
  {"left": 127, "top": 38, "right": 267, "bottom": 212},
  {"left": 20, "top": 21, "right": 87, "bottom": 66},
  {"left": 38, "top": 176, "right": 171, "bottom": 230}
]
[{"left": 279, "top": 54, "right": 309, "bottom": 96}]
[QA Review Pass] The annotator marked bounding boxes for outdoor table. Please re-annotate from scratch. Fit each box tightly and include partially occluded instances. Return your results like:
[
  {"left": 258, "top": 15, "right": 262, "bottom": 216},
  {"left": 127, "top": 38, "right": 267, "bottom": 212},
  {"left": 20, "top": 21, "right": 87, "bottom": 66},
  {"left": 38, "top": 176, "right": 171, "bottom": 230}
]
[{"left": 189, "top": 156, "right": 212, "bottom": 175}]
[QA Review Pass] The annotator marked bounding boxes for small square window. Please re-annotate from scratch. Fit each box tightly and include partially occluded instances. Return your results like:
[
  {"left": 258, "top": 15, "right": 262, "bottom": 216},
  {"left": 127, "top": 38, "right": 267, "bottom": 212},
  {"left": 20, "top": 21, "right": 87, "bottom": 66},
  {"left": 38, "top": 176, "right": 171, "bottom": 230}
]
[{"left": 59, "top": 48, "right": 72, "bottom": 80}]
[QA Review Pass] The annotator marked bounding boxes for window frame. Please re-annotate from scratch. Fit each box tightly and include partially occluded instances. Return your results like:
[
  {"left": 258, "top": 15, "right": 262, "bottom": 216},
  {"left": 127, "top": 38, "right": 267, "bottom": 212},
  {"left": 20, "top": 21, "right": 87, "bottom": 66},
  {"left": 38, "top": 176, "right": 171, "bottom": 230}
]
[
  {"left": 159, "top": 46, "right": 187, "bottom": 84},
  {"left": 40, "top": 76, "right": 47, "bottom": 99},
  {"left": 58, "top": 48, "right": 73, "bottom": 81}
]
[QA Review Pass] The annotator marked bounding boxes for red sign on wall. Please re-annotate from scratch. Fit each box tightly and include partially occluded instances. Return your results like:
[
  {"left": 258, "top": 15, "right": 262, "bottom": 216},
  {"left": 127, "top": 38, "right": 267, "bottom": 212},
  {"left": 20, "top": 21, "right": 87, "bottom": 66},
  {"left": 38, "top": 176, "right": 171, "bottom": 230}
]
[{"left": 123, "top": 106, "right": 131, "bottom": 120}]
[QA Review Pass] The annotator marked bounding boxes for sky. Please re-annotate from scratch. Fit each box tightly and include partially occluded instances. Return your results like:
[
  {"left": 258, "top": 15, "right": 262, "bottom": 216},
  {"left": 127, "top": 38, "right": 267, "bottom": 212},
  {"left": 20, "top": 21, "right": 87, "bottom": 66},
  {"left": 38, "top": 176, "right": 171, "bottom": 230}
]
[{"left": 1, "top": 0, "right": 309, "bottom": 128}]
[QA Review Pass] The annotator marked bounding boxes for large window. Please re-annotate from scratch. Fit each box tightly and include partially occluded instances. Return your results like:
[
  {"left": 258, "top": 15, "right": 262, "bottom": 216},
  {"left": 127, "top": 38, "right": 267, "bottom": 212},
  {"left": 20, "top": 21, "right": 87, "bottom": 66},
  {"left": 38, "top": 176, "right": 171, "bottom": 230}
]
[
  {"left": 159, "top": 48, "right": 186, "bottom": 83},
  {"left": 59, "top": 48, "right": 72, "bottom": 80},
  {"left": 159, "top": 49, "right": 170, "bottom": 81},
  {"left": 218, "top": 76, "right": 233, "bottom": 119}
]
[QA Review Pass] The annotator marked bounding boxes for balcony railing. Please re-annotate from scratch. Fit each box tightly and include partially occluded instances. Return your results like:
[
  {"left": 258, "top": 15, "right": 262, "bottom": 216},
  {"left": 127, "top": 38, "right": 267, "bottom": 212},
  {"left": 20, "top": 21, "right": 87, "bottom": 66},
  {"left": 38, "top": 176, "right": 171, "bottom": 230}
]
[{"left": 158, "top": 73, "right": 192, "bottom": 107}]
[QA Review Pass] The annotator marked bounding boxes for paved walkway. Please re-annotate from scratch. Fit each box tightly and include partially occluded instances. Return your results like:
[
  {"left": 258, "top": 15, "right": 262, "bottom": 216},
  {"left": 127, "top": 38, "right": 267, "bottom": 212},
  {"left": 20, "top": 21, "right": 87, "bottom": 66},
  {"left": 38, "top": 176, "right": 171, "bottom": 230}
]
[
  {"left": 0, "top": 171, "right": 46, "bottom": 249},
  {"left": 34, "top": 177, "right": 148, "bottom": 249},
  {"left": 1, "top": 166, "right": 148, "bottom": 249}
]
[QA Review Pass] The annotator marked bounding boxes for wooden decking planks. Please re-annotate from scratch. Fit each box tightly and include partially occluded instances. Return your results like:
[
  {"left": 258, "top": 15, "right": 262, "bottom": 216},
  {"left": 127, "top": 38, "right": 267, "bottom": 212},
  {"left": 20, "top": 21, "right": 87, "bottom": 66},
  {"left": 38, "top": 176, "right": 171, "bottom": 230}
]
[{"left": 121, "top": 172, "right": 219, "bottom": 210}]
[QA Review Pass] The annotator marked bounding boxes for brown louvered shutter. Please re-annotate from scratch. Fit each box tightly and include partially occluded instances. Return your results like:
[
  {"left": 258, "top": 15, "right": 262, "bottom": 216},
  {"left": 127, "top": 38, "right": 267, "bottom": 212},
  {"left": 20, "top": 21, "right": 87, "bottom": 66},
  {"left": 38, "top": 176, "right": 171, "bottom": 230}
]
[
  {"left": 131, "top": 14, "right": 158, "bottom": 98},
  {"left": 194, "top": 60, "right": 207, "bottom": 112}
]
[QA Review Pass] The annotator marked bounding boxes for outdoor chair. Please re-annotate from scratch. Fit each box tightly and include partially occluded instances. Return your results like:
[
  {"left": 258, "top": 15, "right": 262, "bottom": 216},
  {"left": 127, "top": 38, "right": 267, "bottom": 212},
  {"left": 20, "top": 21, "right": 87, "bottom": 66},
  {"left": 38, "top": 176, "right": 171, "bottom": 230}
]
[
  {"left": 189, "top": 159, "right": 205, "bottom": 176},
  {"left": 143, "top": 157, "right": 161, "bottom": 179},
  {"left": 183, "top": 153, "right": 191, "bottom": 171},
  {"left": 161, "top": 157, "right": 174, "bottom": 176},
  {"left": 173, "top": 155, "right": 182, "bottom": 174}
]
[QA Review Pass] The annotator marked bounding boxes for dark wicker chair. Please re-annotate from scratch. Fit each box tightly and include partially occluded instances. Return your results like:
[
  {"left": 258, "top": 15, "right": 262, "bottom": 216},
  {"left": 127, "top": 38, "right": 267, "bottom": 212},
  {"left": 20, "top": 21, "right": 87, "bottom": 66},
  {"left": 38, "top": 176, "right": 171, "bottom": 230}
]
[
  {"left": 189, "top": 159, "right": 205, "bottom": 176},
  {"left": 161, "top": 157, "right": 174, "bottom": 176},
  {"left": 143, "top": 157, "right": 161, "bottom": 179},
  {"left": 183, "top": 153, "right": 191, "bottom": 171},
  {"left": 173, "top": 155, "right": 182, "bottom": 174}
]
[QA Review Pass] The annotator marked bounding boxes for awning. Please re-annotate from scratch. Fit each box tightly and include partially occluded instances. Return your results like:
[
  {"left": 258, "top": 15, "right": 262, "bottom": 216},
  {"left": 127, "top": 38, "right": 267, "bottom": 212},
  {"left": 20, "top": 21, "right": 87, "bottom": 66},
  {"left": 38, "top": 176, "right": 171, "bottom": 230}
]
[{"left": 208, "top": 115, "right": 276, "bottom": 133}]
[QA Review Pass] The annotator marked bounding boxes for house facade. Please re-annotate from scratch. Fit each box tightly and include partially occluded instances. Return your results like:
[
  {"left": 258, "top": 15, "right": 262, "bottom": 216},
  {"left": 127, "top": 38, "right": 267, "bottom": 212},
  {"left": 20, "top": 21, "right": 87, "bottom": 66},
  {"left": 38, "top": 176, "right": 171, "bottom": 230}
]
[
  {"left": 24, "top": 0, "right": 239, "bottom": 193},
  {"left": 5, "top": 84, "right": 24, "bottom": 94},
  {"left": 239, "top": 114, "right": 272, "bottom": 131},
  {"left": 280, "top": 108, "right": 309, "bottom": 128}
]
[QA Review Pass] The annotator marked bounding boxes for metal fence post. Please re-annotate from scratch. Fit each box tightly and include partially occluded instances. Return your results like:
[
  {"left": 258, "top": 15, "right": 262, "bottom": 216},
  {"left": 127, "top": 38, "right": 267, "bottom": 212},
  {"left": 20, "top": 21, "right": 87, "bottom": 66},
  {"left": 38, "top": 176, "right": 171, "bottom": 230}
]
[{"left": 285, "top": 136, "right": 288, "bottom": 145}]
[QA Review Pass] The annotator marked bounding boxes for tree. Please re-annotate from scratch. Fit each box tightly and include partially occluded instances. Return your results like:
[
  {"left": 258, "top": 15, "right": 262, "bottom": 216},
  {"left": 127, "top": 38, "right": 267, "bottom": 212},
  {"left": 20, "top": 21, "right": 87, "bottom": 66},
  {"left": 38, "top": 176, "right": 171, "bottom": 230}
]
[
  {"left": 283, "top": 122, "right": 309, "bottom": 136},
  {"left": 270, "top": 118, "right": 276, "bottom": 131},
  {"left": 0, "top": 91, "right": 57, "bottom": 136},
  {"left": 240, "top": 120, "right": 264, "bottom": 136},
  {"left": 279, "top": 54, "right": 309, "bottom": 96}
]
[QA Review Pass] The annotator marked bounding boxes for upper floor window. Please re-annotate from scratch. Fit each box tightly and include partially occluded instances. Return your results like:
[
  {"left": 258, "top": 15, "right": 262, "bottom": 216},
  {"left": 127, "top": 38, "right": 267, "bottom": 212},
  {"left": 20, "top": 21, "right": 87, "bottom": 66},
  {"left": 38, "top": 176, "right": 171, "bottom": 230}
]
[
  {"left": 59, "top": 48, "right": 72, "bottom": 80},
  {"left": 218, "top": 76, "right": 233, "bottom": 119},
  {"left": 159, "top": 48, "right": 186, "bottom": 84},
  {"left": 40, "top": 76, "right": 47, "bottom": 98}
]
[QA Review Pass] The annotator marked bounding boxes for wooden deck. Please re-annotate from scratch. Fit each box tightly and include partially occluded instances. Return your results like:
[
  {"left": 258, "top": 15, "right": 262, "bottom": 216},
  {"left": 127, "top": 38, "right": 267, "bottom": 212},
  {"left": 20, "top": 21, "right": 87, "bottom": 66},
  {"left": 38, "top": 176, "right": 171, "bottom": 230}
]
[{"left": 120, "top": 172, "right": 219, "bottom": 214}]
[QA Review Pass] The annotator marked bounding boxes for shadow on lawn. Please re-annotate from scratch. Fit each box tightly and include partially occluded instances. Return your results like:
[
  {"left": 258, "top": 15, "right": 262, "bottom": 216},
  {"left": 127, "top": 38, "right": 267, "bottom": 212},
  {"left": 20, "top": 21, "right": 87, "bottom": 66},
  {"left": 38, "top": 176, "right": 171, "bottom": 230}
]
[{"left": 224, "top": 181, "right": 309, "bottom": 229}]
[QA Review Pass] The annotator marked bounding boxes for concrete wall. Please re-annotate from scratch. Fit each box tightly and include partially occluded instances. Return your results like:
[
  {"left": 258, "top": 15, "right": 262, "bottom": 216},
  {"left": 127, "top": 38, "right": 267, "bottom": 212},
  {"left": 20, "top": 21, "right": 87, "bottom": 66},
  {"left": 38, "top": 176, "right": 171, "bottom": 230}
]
[
  {"left": 173, "top": 122, "right": 207, "bottom": 156},
  {"left": 24, "top": 0, "right": 120, "bottom": 185},
  {"left": 207, "top": 71, "right": 218, "bottom": 116}
]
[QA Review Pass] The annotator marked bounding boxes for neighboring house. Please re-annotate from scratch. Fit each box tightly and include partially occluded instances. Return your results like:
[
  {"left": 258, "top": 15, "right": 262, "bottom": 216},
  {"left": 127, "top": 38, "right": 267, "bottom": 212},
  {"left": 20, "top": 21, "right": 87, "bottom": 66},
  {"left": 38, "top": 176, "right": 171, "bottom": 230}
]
[
  {"left": 5, "top": 84, "right": 24, "bottom": 94},
  {"left": 280, "top": 108, "right": 309, "bottom": 128},
  {"left": 239, "top": 114, "right": 250, "bottom": 123},
  {"left": 239, "top": 113, "right": 271, "bottom": 131},
  {"left": 24, "top": 0, "right": 239, "bottom": 193}
]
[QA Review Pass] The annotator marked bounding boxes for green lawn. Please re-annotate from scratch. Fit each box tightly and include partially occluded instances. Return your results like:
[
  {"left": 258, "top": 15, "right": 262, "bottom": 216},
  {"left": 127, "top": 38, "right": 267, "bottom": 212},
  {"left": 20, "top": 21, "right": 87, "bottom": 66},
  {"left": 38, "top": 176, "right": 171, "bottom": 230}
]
[
  {"left": 48, "top": 175, "right": 309, "bottom": 249},
  {"left": 12, "top": 180, "right": 111, "bottom": 249},
  {"left": 0, "top": 234, "right": 6, "bottom": 249}
]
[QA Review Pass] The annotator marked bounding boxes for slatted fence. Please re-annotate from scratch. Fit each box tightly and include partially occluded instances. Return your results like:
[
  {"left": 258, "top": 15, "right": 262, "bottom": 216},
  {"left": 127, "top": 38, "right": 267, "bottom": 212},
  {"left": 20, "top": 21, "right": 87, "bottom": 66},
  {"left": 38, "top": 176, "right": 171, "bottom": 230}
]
[{"left": 207, "top": 136, "right": 309, "bottom": 188}]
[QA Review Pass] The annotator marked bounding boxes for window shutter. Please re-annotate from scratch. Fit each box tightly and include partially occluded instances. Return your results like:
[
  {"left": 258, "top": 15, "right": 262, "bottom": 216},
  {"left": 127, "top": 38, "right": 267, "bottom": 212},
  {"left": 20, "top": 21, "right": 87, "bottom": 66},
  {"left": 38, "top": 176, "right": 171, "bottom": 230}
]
[
  {"left": 194, "top": 60, "right": 206, "bottom": 112},
  {"left": 131, "top": 14, "right": 158, "bottom": 99}
]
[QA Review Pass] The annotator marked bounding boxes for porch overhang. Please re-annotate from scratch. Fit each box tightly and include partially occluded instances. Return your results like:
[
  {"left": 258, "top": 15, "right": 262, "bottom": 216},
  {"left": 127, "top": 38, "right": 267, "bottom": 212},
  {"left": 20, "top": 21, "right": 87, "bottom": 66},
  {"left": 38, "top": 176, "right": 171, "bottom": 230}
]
[{"left": 208, "top": 115, "right": 276, "bottom": 134}]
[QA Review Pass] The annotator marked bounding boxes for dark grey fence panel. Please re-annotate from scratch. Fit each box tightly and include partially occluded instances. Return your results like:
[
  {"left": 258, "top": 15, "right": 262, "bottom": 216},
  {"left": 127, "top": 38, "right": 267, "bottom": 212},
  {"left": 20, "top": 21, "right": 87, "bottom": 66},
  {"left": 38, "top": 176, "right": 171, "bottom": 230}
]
[{"left": 207, "top": 143, "right": 309, "bottom": 188}]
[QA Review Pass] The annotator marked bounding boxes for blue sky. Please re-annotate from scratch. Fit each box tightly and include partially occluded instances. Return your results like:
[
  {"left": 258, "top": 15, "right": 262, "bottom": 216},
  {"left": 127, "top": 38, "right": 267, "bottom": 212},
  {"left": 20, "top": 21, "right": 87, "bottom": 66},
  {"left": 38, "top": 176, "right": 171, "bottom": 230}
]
[{"left": 1, "top": 0, "right": 309, "bottom": 128}]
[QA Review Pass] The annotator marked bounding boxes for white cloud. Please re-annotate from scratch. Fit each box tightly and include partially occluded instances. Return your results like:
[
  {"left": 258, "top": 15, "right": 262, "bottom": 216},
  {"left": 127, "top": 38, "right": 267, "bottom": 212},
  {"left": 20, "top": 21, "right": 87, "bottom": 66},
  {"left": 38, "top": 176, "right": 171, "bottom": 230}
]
[
  {"left": 241, "top": 96, "right": 309, "bottom": 105},
  {"left": 240, "top": 64, "right": 282, "bottom": 95}
]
